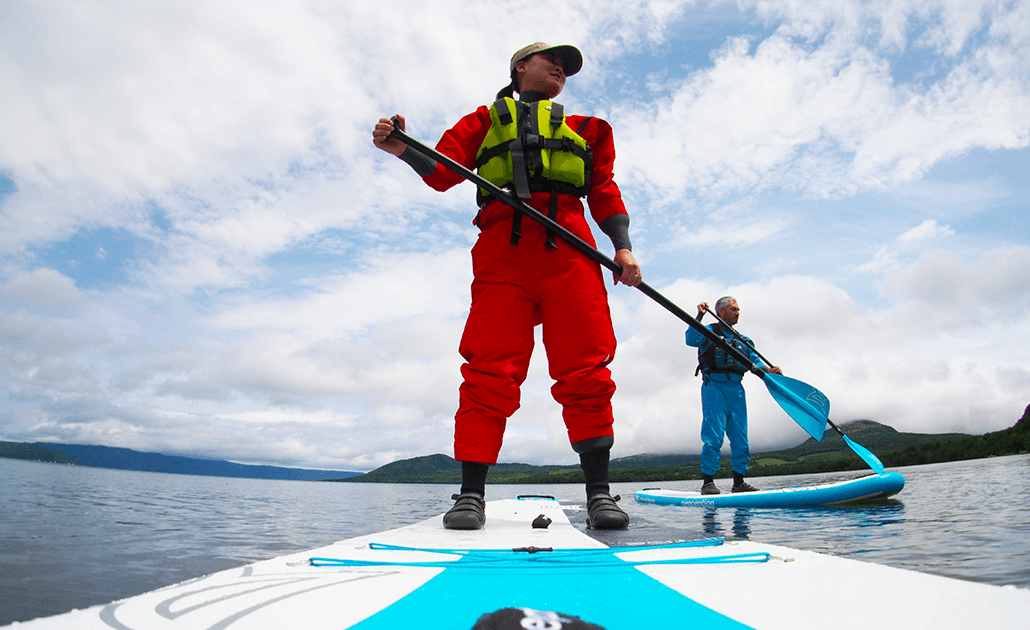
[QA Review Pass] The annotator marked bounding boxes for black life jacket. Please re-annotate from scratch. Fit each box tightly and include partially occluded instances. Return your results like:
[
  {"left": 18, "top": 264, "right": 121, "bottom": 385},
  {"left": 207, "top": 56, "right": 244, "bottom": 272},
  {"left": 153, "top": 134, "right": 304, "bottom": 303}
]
[{"left": 696, "top": 323, "right": 751, "bottom": 377}]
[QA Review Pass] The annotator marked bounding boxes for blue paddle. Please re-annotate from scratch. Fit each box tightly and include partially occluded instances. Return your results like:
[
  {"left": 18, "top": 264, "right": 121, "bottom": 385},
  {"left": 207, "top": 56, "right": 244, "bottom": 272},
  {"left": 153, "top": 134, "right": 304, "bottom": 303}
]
[
  {"left": 702, "top": 308, "right": 885, "bottom": 473},
  {"left": 386, "top": 121, "right": 882, "bottom": 469}
]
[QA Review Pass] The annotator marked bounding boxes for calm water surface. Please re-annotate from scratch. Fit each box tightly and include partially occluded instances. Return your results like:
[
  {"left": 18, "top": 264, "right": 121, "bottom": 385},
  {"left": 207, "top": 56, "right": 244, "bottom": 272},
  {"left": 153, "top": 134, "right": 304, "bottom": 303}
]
[{"left": 2, "top": 454, "right": 1028, "bottom": 625}]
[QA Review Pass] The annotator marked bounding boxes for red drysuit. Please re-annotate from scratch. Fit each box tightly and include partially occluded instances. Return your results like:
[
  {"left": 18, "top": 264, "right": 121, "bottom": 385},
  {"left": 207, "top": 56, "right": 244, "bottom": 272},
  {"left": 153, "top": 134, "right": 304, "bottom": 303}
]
[{"left": 422, "top": 105, "right": 630, "bottom": 464}]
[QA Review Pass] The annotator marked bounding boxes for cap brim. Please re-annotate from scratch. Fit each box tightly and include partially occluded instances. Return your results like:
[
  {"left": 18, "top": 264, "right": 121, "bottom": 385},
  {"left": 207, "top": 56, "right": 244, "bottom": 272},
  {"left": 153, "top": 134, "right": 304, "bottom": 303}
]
[{"left": 544, "top": 44, "right": 583, "bottom": 76}]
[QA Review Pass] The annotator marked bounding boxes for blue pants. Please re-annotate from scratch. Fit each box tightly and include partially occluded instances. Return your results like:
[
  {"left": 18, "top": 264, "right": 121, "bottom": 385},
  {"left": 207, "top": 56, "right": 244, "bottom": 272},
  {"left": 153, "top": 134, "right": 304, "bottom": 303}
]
[{"left": 700, "top": 379, "right": 750, "bottom": 476}]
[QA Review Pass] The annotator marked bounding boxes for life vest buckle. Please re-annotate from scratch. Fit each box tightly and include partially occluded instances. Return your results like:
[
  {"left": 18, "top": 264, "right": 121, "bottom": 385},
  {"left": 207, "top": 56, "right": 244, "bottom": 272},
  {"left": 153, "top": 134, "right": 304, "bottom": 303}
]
[{"left": 521, "top": 134, "right": 543, "bottom": 149}]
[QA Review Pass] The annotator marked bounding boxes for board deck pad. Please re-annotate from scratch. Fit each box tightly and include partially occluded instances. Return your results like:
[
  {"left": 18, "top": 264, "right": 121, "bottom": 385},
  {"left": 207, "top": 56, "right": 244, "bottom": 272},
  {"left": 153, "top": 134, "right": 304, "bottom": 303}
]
[
  {"left": 311, "top": 497, "right": 757, "bottom": 629},
  {"left": 635, "top": 472, "right": 906, "bottom": 508},
  {"left": 340, "top": 544, "right": 756, "bottom": 629},
  {"left": 12, "top": 493, "right": 1030, "bottom": 630}
]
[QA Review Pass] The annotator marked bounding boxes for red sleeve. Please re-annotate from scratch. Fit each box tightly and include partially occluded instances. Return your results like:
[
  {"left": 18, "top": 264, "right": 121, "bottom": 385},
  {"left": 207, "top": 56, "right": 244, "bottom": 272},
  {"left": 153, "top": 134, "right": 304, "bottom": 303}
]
[
  {"left": 421, "top": 106, "right": 492, "bottom": 192},
  {"left": 567, "top": 115, "right": 629, "bottom": 225}
]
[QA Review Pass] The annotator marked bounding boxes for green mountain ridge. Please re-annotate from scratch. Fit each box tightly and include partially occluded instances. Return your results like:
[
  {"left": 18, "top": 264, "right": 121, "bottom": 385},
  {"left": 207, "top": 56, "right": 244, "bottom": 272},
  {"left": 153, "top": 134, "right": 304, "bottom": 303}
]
[
  {"left": 336, "top": 411, "right": 1030, "bottom": 484},
  {"left": 0, "top": 442, "right": 85, "bottom": 466}
]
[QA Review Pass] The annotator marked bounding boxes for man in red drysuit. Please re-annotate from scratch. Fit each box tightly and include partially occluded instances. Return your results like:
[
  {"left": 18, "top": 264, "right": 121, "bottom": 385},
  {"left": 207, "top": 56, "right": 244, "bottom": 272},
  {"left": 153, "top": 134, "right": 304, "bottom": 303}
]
[{"left": 373, "top": 42, "right": 641, "bottom": 530}]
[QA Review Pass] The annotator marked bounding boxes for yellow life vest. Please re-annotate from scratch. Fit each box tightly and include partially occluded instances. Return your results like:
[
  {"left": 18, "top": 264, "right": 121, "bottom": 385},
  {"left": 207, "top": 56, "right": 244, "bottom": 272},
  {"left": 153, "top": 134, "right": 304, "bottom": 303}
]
[{"left": 474, "top": 97, "right": 592, "bottom": 206}]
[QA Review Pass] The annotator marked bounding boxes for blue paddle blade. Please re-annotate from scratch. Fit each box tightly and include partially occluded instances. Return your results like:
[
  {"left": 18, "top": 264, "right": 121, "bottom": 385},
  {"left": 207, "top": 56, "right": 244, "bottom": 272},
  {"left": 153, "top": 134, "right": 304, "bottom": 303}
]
[
  {"left": 763, "top": 374, "right": 886, "bottom": 472},
  {"left": 761, "top": 373, "right": 828, "bottom": 441},
  {"left": 843, "top": 434, "right": 885, "bottom": 474}
]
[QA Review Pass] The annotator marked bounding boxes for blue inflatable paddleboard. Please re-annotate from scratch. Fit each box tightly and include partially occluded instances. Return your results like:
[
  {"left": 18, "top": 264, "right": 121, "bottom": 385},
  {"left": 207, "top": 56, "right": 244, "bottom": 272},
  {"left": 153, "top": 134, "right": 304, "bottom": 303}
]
[{"left": 635, "top": 472, "right": 905, "bottom": 508}]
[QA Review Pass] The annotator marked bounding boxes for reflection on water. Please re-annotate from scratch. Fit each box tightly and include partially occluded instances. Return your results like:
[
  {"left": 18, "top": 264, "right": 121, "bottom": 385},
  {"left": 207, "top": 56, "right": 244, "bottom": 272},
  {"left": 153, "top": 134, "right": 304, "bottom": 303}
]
[
  {"left": 2, "top": 454, "right": 1029, "bottom": 625},
  {"left": 700, "top": 507, "right": 753, "bottom": 539},
  {"left": 696, "top": 501, "right": 907, "bottom": 548}
]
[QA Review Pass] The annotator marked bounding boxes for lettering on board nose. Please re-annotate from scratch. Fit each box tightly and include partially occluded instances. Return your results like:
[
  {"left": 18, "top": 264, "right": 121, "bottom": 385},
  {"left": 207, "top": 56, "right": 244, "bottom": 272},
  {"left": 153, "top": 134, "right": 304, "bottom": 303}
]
[{"left": 519, "top": 607, "right": 574, "bottom": 629}]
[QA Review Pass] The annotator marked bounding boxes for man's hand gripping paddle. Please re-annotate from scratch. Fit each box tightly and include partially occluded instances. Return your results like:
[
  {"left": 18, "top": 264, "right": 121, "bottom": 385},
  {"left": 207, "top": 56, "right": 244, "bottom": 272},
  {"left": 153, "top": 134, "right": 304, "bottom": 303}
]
[
  {"left": 702, "top": 306, "right": 885, "bottom": 473},
  {"left": 387, "top": 118, "right": 881, "bottom": 469}
]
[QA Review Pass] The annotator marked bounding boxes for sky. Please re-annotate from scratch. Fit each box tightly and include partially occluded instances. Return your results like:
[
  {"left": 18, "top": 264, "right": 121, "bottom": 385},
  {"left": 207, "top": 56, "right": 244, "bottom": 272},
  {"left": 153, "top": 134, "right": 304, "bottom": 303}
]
[{"left": 2, "top": 0, "right": 1029, "bottom": 472}]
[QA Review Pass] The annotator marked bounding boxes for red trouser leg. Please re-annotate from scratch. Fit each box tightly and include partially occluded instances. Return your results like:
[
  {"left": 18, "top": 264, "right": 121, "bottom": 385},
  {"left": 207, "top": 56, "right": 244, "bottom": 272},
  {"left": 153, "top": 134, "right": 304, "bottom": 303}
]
[
  {"left": 454, "top": 214, "right": 617, "bottom": 464},
  {"left": 454, "top": 276, "right": 536, "bottom": 464},
  {"left": 540, "top": 242, "right": 617, "bottom": 444}
]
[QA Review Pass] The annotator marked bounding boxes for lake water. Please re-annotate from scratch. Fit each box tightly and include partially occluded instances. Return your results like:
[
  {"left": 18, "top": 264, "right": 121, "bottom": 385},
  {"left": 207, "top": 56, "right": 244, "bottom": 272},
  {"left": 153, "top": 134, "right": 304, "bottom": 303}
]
[{"left": 2, "top": 454, "right": 1029, "bottom": 625}]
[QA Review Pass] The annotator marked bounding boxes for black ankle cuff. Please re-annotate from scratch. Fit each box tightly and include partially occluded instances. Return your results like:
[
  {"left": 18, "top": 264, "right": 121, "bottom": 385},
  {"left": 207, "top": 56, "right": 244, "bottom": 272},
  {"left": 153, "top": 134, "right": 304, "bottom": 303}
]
[
  {"left": 571, "top": 435, "right": 614, "bottom": 455},
  {"left": 578, "top": 447, "right": 611, "bottom": 499},
  {"left": 460, "top": 461, "right": 490, "bottom": 496}
]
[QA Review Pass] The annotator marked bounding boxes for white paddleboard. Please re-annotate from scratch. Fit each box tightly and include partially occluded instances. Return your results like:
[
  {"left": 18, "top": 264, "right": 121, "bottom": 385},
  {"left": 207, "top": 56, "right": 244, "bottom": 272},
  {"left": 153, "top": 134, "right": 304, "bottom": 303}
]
[{"left": 11, "top": 494, "right": 1028, "bottom": 629}]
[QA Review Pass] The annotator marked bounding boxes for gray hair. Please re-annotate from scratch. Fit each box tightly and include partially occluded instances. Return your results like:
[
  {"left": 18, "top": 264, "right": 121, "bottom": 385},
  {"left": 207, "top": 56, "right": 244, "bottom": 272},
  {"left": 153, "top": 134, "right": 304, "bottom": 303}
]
[{"left": 715, "top": 296, "right": 736, "bottom": 312}]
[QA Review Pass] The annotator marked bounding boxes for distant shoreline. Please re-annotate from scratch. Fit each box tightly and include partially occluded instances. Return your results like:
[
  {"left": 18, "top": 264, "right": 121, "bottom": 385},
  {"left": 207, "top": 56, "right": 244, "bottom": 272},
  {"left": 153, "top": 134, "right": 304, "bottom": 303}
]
[
  {"left": 0, "top": 441, "right": 361, "bottom": 482},
  {"left": 3, "top": 411, "right": 1026, "bottom": 484}
]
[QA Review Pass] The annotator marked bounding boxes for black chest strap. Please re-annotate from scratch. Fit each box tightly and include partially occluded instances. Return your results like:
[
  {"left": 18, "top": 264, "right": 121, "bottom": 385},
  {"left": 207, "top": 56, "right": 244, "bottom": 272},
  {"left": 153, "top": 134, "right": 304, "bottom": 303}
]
[{"left": 508, "top": 114, "right": 593, "bottom": 249}]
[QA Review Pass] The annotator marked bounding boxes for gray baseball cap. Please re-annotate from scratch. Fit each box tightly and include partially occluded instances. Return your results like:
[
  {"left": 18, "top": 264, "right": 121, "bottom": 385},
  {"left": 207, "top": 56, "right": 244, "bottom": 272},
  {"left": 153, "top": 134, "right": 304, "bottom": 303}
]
[{"left": 509, "top": 42, "right": 583, "bottom": 76}]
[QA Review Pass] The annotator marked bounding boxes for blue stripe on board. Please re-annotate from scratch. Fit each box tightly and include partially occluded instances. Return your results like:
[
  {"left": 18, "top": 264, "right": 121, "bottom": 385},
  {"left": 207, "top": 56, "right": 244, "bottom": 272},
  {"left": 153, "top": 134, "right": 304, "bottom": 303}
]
[{"left": 344, "top": 546, "right": 755, "bottom": 630}]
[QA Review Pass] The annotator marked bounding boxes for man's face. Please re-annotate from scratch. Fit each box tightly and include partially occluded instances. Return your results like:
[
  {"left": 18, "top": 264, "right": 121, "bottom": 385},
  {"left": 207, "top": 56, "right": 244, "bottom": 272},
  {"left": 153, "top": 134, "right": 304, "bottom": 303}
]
[
  {"left": 516, "top": 52, "right": 566, "bottom": 98},
  {"left": 718, "top": 300, "right": 740, "bottom": 326}
]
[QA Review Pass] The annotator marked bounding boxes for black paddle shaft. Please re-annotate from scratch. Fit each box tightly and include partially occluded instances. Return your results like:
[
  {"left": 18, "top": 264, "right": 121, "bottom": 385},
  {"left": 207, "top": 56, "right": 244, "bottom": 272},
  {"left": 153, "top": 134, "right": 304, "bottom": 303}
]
[
  {"left": 703, "top": 307, "right": 776, "bottom": 370},
  {"left": 386, "top": 118, "right": 765, "bottom": 377}
]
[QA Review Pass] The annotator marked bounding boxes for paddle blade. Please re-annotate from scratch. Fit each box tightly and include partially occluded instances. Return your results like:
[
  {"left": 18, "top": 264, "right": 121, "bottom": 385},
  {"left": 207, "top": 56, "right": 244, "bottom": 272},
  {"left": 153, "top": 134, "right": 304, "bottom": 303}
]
[
  {"left": 761, "top": 373, "right": 828, "bottom": 441},
  {"left": 843, "top": 434, "right": 885, "bottom": 474}
]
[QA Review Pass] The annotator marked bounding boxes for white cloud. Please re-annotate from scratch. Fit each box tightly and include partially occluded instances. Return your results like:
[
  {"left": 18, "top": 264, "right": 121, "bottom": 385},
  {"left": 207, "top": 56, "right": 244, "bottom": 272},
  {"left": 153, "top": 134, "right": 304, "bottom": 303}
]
[
  {"left": 881, "top": 245, "right": 1030, "bottom": 323},
  {"left": 614, "top": 0, "right": 1030, "bottom": 213},
  {"left": 1, "top": 268, "right": 84, "bottom": 311},
  {"left": 898, "top": 218, "right": 955, "bottom": 241},
  {"left": 856, "top": 218, "right": 956, "bottom": 273},
  {"left": 1, "top": 0, "right": 348, "bottom": 192},
  {"left": 665, "top": 199, "right": 793, "bottom": 250},
  {"left": 855, "top": 244, "right": 901, "bottom": 274}
]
